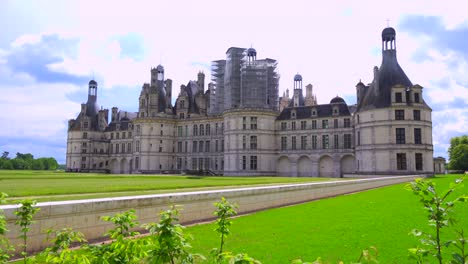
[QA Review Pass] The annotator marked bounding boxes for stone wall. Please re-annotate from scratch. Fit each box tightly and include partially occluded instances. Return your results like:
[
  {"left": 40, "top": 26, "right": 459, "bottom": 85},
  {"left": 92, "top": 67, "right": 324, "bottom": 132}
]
[{"left": 0, "top": 175, "right": 419, "bottom": 253}]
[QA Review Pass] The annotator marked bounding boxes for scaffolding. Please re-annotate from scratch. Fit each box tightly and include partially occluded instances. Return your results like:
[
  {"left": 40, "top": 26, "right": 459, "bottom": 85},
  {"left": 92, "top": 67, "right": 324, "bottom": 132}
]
[{"left": 210, "top": 60, "right": 226, "bottom": 115}]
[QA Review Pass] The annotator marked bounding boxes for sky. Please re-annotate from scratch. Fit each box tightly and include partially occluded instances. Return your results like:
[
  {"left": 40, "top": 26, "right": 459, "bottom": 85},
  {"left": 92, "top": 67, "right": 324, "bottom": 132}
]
[{"left": 0, "top": 0, "right": 467, "bottom": 164}]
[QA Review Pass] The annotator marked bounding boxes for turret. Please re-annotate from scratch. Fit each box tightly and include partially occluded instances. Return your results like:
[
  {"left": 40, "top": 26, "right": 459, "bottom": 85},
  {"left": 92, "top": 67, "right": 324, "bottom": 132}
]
[
  {"left": 111, "top": 107, "right": 118, "bottom": 122},
  {"left": 197, "top": 71, "right": 205, "bottom": 92}
]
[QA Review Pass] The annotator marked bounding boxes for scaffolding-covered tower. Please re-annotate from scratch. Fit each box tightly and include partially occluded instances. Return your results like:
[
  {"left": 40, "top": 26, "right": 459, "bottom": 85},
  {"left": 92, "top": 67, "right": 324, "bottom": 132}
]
[
  {"left": 240, "top": 48, "right": 279, "bottom": 110},
  {"left": 210, "top": 60, "right": 226, "bottom": 115}
]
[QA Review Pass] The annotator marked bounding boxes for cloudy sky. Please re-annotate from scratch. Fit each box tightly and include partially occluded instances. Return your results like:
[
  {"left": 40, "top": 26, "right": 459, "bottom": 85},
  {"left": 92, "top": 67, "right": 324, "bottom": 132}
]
[{"left": 0, "top": 0, "right": 467, "bottom": 163}]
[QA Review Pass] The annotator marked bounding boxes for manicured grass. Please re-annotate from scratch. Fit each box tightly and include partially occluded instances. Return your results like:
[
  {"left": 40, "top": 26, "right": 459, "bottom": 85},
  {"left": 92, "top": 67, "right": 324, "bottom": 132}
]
[
  {"left": 0, "top": 170, "right": 338, "bottom": 203},
  {"left": 186, "top": 175, "right": 468, "bottom": 263}
]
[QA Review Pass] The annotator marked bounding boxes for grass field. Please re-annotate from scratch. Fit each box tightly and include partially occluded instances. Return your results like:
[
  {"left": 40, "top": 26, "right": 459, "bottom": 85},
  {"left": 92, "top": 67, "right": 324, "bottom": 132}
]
[
  {"left": 185, "top": 175, "right": 468, "bottom": 263},
  {"left": 0, "top": 170, "right": 338, "bottom": 203}
]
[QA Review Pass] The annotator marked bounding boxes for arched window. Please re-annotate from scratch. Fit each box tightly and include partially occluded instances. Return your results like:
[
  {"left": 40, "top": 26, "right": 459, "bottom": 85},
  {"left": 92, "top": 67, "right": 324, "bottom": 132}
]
[
  {"left": 200, "top": 124, "right": 205, "bottom": 136},
  {"left": 193, "top": 125, "right": 198, "bottom": 136}
]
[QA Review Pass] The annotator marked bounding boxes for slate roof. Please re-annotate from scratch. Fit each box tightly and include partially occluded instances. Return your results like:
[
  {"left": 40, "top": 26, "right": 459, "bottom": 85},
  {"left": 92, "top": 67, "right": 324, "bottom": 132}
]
[{"left": 277, "top": 102, "right": 351, "bottom": 120}]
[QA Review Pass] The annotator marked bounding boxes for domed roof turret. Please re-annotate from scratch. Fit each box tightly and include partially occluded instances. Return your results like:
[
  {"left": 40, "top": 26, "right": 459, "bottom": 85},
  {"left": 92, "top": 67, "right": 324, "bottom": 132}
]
[
  {"left": 156, "top": 64, "right": 164, "bottom": 71},
  {"left": 89, "top": 80, "right": 97, "bottom": 85},
  {"left": 330, "top": 96, "right": 346, "bottom": 104},
  {"left": 247, "top": 47, "right": 257, "bottom": 57},
  {"left": 294, "top": 73, "right": 302, "bottom": 82},
  {"left": 382, "top": 27, "right": 396, "bottom": 41}
]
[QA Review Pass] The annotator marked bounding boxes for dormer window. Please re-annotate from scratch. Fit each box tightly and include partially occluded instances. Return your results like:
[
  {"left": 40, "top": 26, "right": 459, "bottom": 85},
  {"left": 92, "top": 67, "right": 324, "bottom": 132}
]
[
  {"left": 291, "top": 110, "right": 296, "bottom": 119},
  {"left": 395, "top": 92, "right": 402, "bottom": 103},
  {"left": 414, "top": 93, "right": 420, "bottom": 103},
  {"left": 332, "top": 107, "right": 339, "bottom": 116},
  {"left": 311, "top": 109, "right": 317, "bottom": 117}
]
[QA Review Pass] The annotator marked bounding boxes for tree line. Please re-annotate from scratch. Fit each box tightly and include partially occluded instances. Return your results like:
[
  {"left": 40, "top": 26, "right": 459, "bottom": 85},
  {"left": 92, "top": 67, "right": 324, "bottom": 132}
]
[
  {"left": 0, "top": 152, "right": 58, "bottom": 170},
  {"left": 448, "top": 135, "right": 468, "bottom": 171}
]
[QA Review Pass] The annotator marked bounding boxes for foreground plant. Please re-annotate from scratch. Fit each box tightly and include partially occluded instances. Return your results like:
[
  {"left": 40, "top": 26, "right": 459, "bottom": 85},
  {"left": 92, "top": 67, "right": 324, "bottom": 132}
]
[
  {"left": 144, "top": 205, "right": 202, "bottom": 264},
  {"left": 0, "top": 192, "right": 13, "bottom": 263},
  {"left": 213, "top": 196, "right": 238, "bottom": 257},
  {"left": 15, "top": 199, "right": 40, "bottom": 264},
  {"left": 407, "top": 177, "right": 468, "bottom": 264}
]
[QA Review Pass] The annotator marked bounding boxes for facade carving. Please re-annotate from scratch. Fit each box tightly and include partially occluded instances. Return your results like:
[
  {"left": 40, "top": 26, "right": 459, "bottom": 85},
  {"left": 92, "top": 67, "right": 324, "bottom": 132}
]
[{"left": 67, "top": 27, "right": 434, "bottom": 177}]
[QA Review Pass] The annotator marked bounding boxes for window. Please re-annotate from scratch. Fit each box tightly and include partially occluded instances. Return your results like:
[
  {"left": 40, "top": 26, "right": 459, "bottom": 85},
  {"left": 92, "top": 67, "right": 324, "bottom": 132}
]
[
  {"left": 200, "top": 124, "right": 204, "bottom": 136},
  {"left": 300, "top": 121, "right": 307, "bottom": 130},
  {"left": 193, "top": 141, "right": 197, "bottom": 152},
  {"left": 250, "top": 117, "right": 257, "bottom": 130},
  {"left": 415, "top": 153, "right": 423, "bottom": 170},
  {"left": 136, "top": 141, "right": 140, "bottom": 152},
  {"left": 242, "top": 156, "right": 246, "bottom": 170},
  {"left": 185, "top": 141, "right": 188, "bottom": 152},
  {"left": 357, "top": 131, "right": 361, "bottom": 146},
  {"left": 414, "top": 93, "right": 420, "bottom": 103},
  {"left": 344, "top": 134, "right": 352, "bottom": 149},
  {"left": 243, "top": 117, "right": 247, "bottom": 130},
  {"left": 413, "top": 110, "right": 421, "bottom": 121},
  {"left": 206, "top": 141, "right": 210, "bottom": 152},
  {"left": 83, "top": 132, "right": 88, "bottom": 139},
  {"left": 414, "top": 128, "right": 422, "bottom": 144},
  {"left": 199, "top": 141, "right": 204, "bottom": 152},
  {"left": 312, "top": 135, "right": 317, "bottom": 149},
  {"left": 136, "top": 125, "right": 141, "bottom": 135},
  {"left": 281, "top": 122, "right": 287, "bottom": 130},
  {"left": 178, "top": 126, "right": 183, "bottom": 137},
  {"left": 395, "top": 92, "right": 402, "bottom": 103},
  {"left": 116, "top": 133, "right": 120, "bottom": 139},
  {"left": 357, "top": 115, "right": 360, "bottom": 124},
  {"left": 281, "top": 136, "right": 287, "bottom": 150},
  {"left": 301, "top": 136, "right": 307, "bottom": 150},
  {"left": 396, "top": 128, "right": 406, "bottom": 144},
  {"left": 82, "top": 156, "right": 86, "bottom": 161},
  {"left": 83, "top": 121, "right": 88, "bottom": 129},
  {"left": 312, "top": 110, "right": 317, "bottom": 116},
  {"left": 110, "top": 133, "right": 114, "bottom": 139},
  {"left": 206, "top": 124, "right": 211, "bottom": 135},
  {"left": 322, "top": 120, "right": 329, "bottom": 129},
  {"left": 334, "top": 135, "right": 339, "bottom": 149},
  {"left": 250, "top": 156, "right": 257, "bottom": 170},
  {"left": 322, "top": 135, "right": 329, "bottom": 149},
  {"left": 115, "top": 144, "right": 119, "bottom": 154},
  {"left": 292, "top": 136, "right": 296, "bottom": 150},
  {"left": 82, "top": 142, "right": 87, "bottom": 147},
  {"left": 312, "top": 120, "right": 317, "bottom": 130},
  {"left": 334, "top": 119, "right": 338, "bottom": 129},
  {"left": 192, "top": 158, "right": 197, "bottom": 170},
  {"left": 344, "top": 118, "right": 351, "bottom": 128},
  {"left": 291, "top": 122, "right": 296, "bottom": 131},
  {"left": 122, "top": 132, "right": 126, "bottom": 139},
  {"left": 242, "top": 135, "right": 246, "bottom": 150},
  {"left": 397, "top": 153, "right": 407, "bottom": 170},
  {"left": 179, "top": 113, "right": 185, "bottom": 119},
  {"left": 250, "top": 136, "right": 257, "bottom": 150},
  {"left": 193, "top": 125, "right": 198, "bottom": 136},
  {"left": 121, "top": 143, "right": 125, "bottom": 153},
  {"left": 215, "top": 123, "right": 219, "bottom": 134},
  {"left": 221, "top": 140, "right": 224, "bottom": 151},
  {"left": 395, "top": 110, "right": 405, "bottom": 120},
  {"left": 177, "top": 142, "right": 182, "bottom": 152},
  {"left": 215, "top": 140, "right": 219, "bottom": 152}
]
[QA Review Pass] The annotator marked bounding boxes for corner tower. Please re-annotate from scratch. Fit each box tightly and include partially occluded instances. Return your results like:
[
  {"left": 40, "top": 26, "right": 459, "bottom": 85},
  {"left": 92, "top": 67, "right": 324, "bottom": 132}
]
[{"left": 354, "top": 27, "right": 433, "bottom": 176}]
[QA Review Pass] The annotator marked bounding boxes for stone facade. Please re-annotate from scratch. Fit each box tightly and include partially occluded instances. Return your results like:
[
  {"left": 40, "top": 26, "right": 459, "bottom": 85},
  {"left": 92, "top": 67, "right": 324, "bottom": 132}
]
[{"left": 66, "top": 27, "right": 434, "bottom": 177}]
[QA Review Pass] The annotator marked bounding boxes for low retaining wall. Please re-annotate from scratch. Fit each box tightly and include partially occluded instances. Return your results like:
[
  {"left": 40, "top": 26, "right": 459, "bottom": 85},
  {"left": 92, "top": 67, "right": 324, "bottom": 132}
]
[{"left": 1, "top": 175, "right": 419, "bottom": 253}]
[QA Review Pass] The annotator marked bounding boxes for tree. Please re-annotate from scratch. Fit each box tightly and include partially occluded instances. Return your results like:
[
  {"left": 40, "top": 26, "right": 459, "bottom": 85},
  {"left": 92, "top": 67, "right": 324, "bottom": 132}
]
[
  {"left": 448, "top": 135, "right": 468, "bottom": 170},
  {"left": 1, "top": 152, "right": 9, "bottom": 160}
]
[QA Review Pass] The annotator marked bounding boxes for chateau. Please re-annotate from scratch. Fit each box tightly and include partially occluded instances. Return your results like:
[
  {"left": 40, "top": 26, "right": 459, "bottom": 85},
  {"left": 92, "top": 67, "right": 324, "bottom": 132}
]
[{"left": 66, "top": 27, "right": 434, "bottom": 177}]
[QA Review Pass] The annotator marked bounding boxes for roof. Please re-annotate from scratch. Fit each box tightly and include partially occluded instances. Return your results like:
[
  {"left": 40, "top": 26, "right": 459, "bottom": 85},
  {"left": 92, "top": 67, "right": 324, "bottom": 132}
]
[
  {"left": 294, "top": 73, "right": 302, "bottom": 81},
  {"left": 330, "top": 96, "right": 345, "bottom": 104},
  {"left": 89, "top": 80, "right": 97, "bottom": 85},
  {"left": 277, "top": 102, "right": 351, "bottom": 120}
]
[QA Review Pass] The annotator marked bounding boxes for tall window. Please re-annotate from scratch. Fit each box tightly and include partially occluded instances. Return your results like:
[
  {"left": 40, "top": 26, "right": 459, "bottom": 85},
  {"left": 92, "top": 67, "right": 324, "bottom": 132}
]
[
  {"left": 312, "top": 120, "right": 317, "bottom": 130},
  {"left": 221, "top": 140, "right": 224, "bottom": 151},
  {"left": 115, "top": 144, "right": 119, "bottom": 154},
  {"left": 396, "top": 128, "right": 406, "bottom": 144},
  {"left": 322, "top": 135, "right": 329, "bottom": 149},
  {"left": 334, "top": 119, "right": 338, "bottom": 129},
  {"left": 281, "top": 136, "right": 287, "bottom": 150},
  {"left": 414, "top": 93, "right": 420, "bottom": 103},
  {"left": 322, "top": 120, "right": 329, "bottom": 129},
  {"left": 281, "top": 122, "right": 287, "bottom": 130},
  {"left": 200, "top": 124, "right": 205, "bottom": 136},
  {"left": 344, "top": 118, "right": 351, "bottom": 128},
  {"left": 215, "top": 140, "right": 219, "bottom": 152},
  {"left": 110, "top": 133, "right": 114, "bottom": 139},
  {"left": 193, "top": 141, "right": 198, "bottom": 152},
  {"left": 136, "top": 125, "right": 141, "bottom": 135},
  {"left": 414, "top": 128, "right": 422, "bottom": 144},
  {"left": 300, "top": 136, "right": 307, "bottom": 150},
  {"left": 242, "top": 156, "right": 246, "bottom": 170},
  {"left": 312, "top": 135, "right": 317, "bottom": 149},
  {"left": 242, "top": 135, "right": 246, "bottom": 150},
  {"left": 83, "top": 132, "right": 88, "bottom": 139},
  {"left": 334, "top": 135, "right": 339, "bottom": 149},
  {"left": 250, "top": 136, "right": 257, "bottom": 150},
  {"left": 344, "top": 134, "right": 352, "bottom": 149},
  {"left": 177, "top": 142, "right": 182, "bottom": 153},
  {"left": 136, "top": 141, "right": 140, "bottom": 152},
  {"left": 397, "top": 153, "right": 407, "bottom": 170},
  {"left": 291, "top": 122, "right": 296, "bottom": 131},
  {"left": 116, "top": 133, "right": 120, "bottom": 139},
  {"left": 199, "top": 141, "right": 204, "bottom": 152},
  {"left": 395, "top": 92, "right": 403, "bottom": 103},
  {"left": 215, "top": 123, "right": 218, "bottom": 135},
  {"left": 413, "top": 110, "right": 421, "bottom": 121},
  {"left": 206, "top": 141, "right": 210, "bottom": 152},
  {"left": 177, "top": 126, "right": 183, "bottom": 137},
  {"left": 135, "top": 157, "right": 139, "bottom": 169},
  {"left": 292, "top": 136, "right": 296, "bottom": 150},
  {"left": 243, "top": 117, "right": 247, "bottom": 130},
  {"left": 206, "top": 124, "right": 211, "bottom": 135},
  {"left": 415, "top": 153, "right": 423, "bottom": 170},
  {"left": 250, "top": 156, "right": 257, "bottom": 170},
  {"left": 192, "top": 158, "right": 197, "bottom": 170},
  {"left": 301, "top": 121, "right": 307, "bottom": 130},
  {"left": 395, "top": 110, "right": 405, "bottom": 120},
  {"left": 193, "top": 125, "right": 198, "bottom": 136},
  {"left": 185, "top": 141, "right": 188, "bottom": 152},
  {"left": 357, "top": 131, "right": 361, "bottom": 146},
  {"left": 250, "top": 117, "right": 257, "bottom": 130}
]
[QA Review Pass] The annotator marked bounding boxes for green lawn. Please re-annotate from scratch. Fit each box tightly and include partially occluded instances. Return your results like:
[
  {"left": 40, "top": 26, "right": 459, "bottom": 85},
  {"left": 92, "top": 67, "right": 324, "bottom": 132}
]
[
  {"left": 185, "top": 175, "right": 468, "bottom": 263},
  {"left": 0, "top": 170, "right": 338, "bottom": 203}
]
